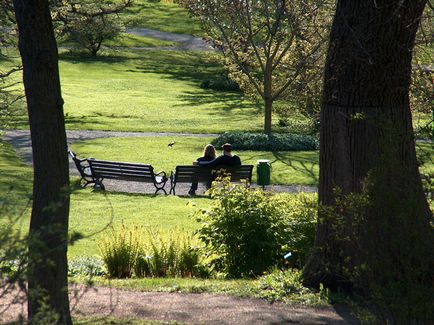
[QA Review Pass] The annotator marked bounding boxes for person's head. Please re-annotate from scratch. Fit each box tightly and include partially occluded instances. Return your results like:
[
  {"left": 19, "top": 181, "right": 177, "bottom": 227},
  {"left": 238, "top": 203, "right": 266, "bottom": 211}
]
[
  {"left": 221, "top": 143, "right": 232, "bottom": 154},
  {"left": 203, "top": 144, "right": 216, "bottom": 159}
]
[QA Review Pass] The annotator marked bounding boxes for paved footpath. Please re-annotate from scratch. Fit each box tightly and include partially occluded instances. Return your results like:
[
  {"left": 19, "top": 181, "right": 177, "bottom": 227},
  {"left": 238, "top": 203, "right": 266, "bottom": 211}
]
[
  {"left": 3, "top": 130, "right": 317, "bottom": 195},
  {"left": 126, "top": 27, "right": 213, "bottom": 51},
  {"left": 1, "top": 285, "right": 359, "bottom": 325}
]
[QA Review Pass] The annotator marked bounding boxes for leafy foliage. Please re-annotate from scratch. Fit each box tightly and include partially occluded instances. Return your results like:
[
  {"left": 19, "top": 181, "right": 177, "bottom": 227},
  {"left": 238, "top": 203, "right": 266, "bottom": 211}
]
[
  {"left": 254, "top": 268, "right": 327, "bottom": 305},
  {"left": 54, "top": 0, "right": 131, "bottom": 56},
  {"left": 212, "top": 132, "right": 319, "bottom": 151},
  {"left": 180, "top": 0, "right": 333, "bottom": 133},
  {"left": 68, "top": 256, "right": 106, "bottom": 277},
  {"left": 195, "top": 177, "right": 305, "bottom": 277}
]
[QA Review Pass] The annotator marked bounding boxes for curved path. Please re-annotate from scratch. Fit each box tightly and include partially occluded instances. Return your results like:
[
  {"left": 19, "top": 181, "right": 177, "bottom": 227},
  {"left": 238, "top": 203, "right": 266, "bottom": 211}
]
[
  {"left": 1, "top": 285, "right": 359, "bottom": 324},
  {"left": 3, "top": 130, "right": 317, "bottom": 195},
  {"left": 126, "top": 27, "right": 213, "bottom": 51}
]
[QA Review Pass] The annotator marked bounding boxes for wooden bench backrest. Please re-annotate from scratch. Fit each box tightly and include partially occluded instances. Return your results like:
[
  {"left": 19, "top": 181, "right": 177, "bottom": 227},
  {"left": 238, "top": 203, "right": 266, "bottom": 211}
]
[
  {"left": 88, "top": 159, "right": 156, "bottom": 183},
  {"left": 173, "top": 165, "right": 253, "bottom": 183}
]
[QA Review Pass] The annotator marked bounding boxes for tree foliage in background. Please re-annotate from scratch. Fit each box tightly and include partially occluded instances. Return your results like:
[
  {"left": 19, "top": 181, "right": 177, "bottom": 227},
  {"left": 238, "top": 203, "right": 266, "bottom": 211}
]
[
  {"left": 0, "top": 0, "right": 23, "bottom": 127},
  {"left": 53, "top": 0, "right": 132, "bottom": 56},
  {"left": 411, "top": 4, "right": 433, "bottom": 138},
  {"left": 180, "top": 0, "right": 333, "bottom": 134}
]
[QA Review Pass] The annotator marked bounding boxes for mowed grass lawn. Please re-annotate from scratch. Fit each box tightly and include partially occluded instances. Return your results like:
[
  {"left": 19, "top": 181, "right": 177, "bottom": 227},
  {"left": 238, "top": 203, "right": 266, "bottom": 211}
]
[
  {"left": 0, "top": 140, "right": 210, "bottom": 258},
  {"left": 71, "top": 136, "right": 320, "bottom": 186},
  {"left": 123, "top": 0, "right": 203, "bottom": 35},
  {"left": 7, "top": 49, "right": 263, "bottom": 133}
]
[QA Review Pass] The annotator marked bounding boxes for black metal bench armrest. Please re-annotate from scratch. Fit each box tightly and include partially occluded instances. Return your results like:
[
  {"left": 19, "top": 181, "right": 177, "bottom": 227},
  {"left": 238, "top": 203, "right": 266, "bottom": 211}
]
[{"left": 155, "top": 170, "right": 167, "bottom": 180}]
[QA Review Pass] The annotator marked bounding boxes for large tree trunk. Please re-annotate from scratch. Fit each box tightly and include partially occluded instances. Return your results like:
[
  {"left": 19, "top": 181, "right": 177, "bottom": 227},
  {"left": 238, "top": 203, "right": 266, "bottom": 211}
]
[
  {"left": 303, "top": 0, "right": 432, "bottom": 319},
  {"left": 13, "top": 0, "right": 72, "bottom": 324}
]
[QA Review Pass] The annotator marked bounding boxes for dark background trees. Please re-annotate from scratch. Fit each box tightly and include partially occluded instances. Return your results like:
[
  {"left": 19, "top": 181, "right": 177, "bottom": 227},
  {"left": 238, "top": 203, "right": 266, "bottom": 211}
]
[
  {"left": 13, "top": 0, "right": 72, "bottom": 323},
  {"left": 303, "top": 0, "right": 433, "bottom": 321}
]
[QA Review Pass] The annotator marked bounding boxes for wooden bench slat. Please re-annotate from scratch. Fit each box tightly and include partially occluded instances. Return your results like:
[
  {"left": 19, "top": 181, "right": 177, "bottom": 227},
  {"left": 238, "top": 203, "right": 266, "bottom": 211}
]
[
  {"left": 87, "top": 159, "right": 167, "bottom": 194},
  {"left": 170, "top": 165, "right": 253, "bottom": 194}
]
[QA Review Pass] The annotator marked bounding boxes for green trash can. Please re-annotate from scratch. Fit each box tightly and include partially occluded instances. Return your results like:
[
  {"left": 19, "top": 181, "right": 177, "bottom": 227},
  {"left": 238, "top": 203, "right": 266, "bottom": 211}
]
[{"left": 257, "top": 159, "right": 271, "bottom": 189}]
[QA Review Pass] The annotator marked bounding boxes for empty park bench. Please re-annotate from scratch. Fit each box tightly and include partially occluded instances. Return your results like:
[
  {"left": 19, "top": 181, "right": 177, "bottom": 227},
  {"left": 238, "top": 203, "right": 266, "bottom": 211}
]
[
  {"left": 87, "top": 159, "right": 168, "bottom": 194},
  {"left": 68, "top": 151, "right": 96, "bottom": 188},
  {"left": 169, "top": 165, "right": 253, "bottom": 195}
]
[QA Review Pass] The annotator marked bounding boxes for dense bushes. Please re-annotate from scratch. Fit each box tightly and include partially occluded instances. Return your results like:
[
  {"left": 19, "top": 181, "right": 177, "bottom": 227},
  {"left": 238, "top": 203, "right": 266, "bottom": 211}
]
[
  {"left": 96, "top": 182, "right": 317, "bottom": 279},
  {"left": 212, "top": 132, "right": 319, "bottom": 151},
  {"left": 200, "top": 75, "right": 240, "bottom": 92},
  {"left": 195, "top": 177, "right": 317, "bottom": 277}
]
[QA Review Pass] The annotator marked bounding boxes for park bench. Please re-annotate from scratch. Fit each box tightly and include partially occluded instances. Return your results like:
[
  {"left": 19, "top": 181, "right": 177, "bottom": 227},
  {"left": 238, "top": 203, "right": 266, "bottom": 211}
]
[
  {"left": 169, "top": 165, "right": 253, "bottom": 195},
  {"left": 68, "top": 151, "right": 96, "bottom": 188},
  {"left": 87, "top": 159, "right": 168, "bottom": 194}
]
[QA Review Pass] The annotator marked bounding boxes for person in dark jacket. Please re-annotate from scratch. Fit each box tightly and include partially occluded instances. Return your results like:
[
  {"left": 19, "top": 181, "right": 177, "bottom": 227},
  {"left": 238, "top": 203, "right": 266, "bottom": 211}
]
[
  {"left": 188, "top": 143, "right": 241, "bottom": 195},
  {"left": 198, "top": 143, "right": 241, "bottom": 167},
  {"left": 188, "top": 144, "right": 216, "bottom": 195}
]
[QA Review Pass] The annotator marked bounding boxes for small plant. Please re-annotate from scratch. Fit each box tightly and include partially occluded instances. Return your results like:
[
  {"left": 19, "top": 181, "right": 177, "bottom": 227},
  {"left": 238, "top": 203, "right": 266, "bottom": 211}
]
[
  {"left": 101, "top": 227, "right": 207, "bottom": 279},
  {"left": 68, "top": 256, "right": 106, "bottom": 277},
  {"left": 136, "top": 230, "right": 206, "bottom": 278},
  {"left": 212, "top": 132, "right": 318, "bottom": 151},
  {"left": 99, "top": 223, "right": 141, "bottom": 278},
  {"left": 254, "top": 268, "right": 327, "bottom": 305}
]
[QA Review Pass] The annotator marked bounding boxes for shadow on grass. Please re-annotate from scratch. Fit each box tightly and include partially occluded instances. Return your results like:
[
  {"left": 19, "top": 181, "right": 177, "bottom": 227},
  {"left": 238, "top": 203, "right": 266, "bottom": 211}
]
[
  {"left": 59, "top": 51, "right": 131, "bottom": 64},
  {"left": 271, "top": 151, "right": 319, "bottom": 184}
]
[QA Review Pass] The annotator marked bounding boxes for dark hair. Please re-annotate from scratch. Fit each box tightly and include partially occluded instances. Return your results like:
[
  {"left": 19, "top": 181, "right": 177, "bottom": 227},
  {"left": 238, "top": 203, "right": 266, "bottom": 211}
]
[{"left": 222, "top": 143, "right": 232, "bottom": 152}]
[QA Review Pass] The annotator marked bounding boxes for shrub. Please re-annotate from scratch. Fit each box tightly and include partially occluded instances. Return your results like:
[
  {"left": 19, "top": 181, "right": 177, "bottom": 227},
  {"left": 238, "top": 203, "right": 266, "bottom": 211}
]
[
  {"left": 212, "top": 132, "right": 318, "bottom": 151},
  {"left": 99, "top": 223, "right": 141, "bottom": 278},
  {"left": 254, "top": 268, "right": 326, "bottom": 305},
  {"left": 281, "top": 193, "right": 317, "bottom": 268},
  {"left": 200, "top": 75, "right": 240, "bottom": 92},
  {"left": 195, "top": 177, "right": 291, "bottom": 277}
]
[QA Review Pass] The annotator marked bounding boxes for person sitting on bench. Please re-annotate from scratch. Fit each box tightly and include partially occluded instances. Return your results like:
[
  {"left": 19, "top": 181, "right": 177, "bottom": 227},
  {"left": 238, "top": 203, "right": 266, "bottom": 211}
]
[
  {"left": 188, "top": 144, "right": 217, "bottom": 195},
  {"left": 188, "top": 143, "right": 241, "bottom": 195},
  {"left": 198, "top": 143, "right": 241, "bottom": 167}
]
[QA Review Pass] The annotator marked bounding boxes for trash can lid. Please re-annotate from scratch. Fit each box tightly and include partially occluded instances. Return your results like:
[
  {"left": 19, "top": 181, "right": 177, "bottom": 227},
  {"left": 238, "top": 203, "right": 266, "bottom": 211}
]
[{"left": 257, "top": 159, "right": 270, "bottom": 163}]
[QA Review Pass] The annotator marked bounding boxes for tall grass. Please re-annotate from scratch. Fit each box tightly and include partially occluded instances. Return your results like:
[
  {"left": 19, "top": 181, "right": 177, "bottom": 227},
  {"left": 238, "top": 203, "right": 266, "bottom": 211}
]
[
  {"left": 99, "top": 223, "right": 141, "bottom": 278},
  {"left": 99, "top": 225, "right": 206, "bottom": 279}
]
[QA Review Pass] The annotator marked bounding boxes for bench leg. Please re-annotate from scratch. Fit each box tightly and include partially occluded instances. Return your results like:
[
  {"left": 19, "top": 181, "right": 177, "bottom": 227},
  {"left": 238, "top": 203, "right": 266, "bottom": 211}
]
[
  {"left": 154, "top": 187, "right": 167, "bottom": 195},
  {"left": 169, "top": 184, "right": 176, "bottom": 195},
  {"left": 93, "top": 179, "right": 105, "bottom": 191}
]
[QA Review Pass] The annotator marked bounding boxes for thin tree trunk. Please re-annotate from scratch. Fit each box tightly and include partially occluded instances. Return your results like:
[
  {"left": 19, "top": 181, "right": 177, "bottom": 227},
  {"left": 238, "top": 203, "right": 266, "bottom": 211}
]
[
  {"left": 13, "top": 0, "right": 72, "bottom": 324},
  {"left": 263, "top": 64, "right": 273, "bottom": 135},
  {"left": 303, "top": 0, "right": 432, "bottom": 306}
]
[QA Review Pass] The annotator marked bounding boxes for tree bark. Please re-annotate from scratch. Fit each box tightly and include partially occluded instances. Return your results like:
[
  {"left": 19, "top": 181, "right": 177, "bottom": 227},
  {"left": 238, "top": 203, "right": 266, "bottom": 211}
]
[
  {"left": 13, "top": 0, "right": 72, "bottom": 324},
  {"left": 303, "top": 0, "right": 432, "bottom": 305},
  {"left": 263, "top": 63, "right": 273, "bottom": 135}
]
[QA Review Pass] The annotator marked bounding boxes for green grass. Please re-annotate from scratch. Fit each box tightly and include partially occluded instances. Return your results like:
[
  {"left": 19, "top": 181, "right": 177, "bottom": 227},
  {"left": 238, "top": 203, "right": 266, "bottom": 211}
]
[
  {"left": 0, "top": 140, "right": 32, "bottom": 208},
  {"left": 104, "top": 32, "right": 177, "bottom": 47},
  {"left": 123, "top": 0, "right": 202, "bottom": 35},
  {"left": 5, "top": 49, "right": 264, "bottom": 133},
  {"left": 68, "top": 188, "right": 209, "bottom": 257},
  {"left": 71, "top": 136, "right": 320, "bottom": 186}
]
